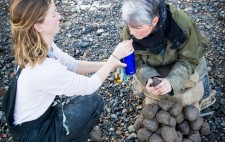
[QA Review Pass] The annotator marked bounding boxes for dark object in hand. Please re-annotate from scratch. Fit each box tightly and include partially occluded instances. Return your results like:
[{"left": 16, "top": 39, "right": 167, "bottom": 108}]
[{"left": 150, "top": 77, "right": 161, "bottom": 87}]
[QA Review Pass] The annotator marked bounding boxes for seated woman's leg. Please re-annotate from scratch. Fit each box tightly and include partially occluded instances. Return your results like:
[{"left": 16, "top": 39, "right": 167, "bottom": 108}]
[
  {"left": 200, "top": 74, "right": 210, "bottom": 99},
  {"left": 58, "top": 92, "right": 104, "bottom": 142}
]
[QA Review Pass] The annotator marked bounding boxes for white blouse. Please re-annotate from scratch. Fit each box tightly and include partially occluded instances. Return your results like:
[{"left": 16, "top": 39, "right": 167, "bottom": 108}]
[{"left": 14, "top": 42, "right": 102, "bottom": 125}]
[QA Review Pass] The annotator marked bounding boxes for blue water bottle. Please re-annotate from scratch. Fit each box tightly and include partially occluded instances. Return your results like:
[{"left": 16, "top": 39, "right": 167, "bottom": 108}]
[{"left": 122, "top": 52, "right": 136, "bottom": 75}]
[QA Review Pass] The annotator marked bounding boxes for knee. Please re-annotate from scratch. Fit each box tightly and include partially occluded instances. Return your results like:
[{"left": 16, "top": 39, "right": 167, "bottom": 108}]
[
  {"left": 91, "top": 92, "right": 104, "bottom": 111},
  {"left": 92, "top": 92, "right": 103, "bottom": 101}
]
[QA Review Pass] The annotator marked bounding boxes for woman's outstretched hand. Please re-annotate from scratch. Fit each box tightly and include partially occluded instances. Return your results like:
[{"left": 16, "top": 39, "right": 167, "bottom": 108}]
[
  {"left": 94, "top": 40, "right": 133, "bottom": 83},
  {"left": 111, "top": 40, "right": 134, "bottom": 67},
  {"left": 113, "top": 40, "right": 134, "bottom": 59}
]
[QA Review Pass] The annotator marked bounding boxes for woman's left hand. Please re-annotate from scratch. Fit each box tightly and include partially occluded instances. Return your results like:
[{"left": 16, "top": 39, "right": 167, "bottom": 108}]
[{"left": 153, "top": 78, "right": 172, "bottom": 95}]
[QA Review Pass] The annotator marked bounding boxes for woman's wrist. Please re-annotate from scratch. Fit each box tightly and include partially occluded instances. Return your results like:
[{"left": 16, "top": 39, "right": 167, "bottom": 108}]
[
  {"left": 108, "top": 55, "right": 119, "bottom": 67},
  {"left": 111, "top": 54, "right": 120, "bottom": 60}
]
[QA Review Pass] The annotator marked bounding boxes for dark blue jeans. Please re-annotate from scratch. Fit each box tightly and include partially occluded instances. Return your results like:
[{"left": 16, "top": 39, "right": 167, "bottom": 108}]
[
  {"left": 58, "top": 92, "right": 104, "bottom": 142},
  {"left": 200, "top": 74, "right": 211, "bottom": 99}
]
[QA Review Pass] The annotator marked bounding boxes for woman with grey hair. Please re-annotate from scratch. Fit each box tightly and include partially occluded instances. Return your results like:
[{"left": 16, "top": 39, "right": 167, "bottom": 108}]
[{"left": 120, "top": 0, "right": 215, "bottom": 110}]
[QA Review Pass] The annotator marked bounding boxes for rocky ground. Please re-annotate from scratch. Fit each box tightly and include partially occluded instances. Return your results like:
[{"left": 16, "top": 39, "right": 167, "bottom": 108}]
[{"left": 0, "top": 0, "right": 224, "bottom": 141}]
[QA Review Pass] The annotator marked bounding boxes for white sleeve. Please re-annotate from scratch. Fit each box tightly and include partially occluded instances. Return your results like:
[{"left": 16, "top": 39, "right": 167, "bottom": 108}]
[
  {"left": 51, "top": 42, "right": 79, "bottom": 72},
  {"left": 37, "top": 60, "right": 102, "bottom": 96}
]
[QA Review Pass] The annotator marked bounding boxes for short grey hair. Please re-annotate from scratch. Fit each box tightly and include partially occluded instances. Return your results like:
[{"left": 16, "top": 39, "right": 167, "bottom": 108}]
[{"left": 122, "top": 0, "right": 160, "bottom": 27}]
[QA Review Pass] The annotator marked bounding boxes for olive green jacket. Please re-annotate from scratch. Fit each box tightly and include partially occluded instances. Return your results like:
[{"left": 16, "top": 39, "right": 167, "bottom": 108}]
[{"left": 120, "top": 5, "right": 209, "bottom": 95}]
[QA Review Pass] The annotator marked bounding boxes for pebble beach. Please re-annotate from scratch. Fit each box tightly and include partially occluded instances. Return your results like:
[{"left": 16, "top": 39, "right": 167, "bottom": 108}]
[{"left": 0, "top": 0, "right": 224, "bottom": 141}]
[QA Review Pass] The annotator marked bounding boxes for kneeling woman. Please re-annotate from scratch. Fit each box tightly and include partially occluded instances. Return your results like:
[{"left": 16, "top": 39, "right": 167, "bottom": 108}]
[
  {"left": 120, "top": 0, "right": 215, "bottom": 109},
  {"left": 3, "top": 0, "right": 133, "bottom": 141}
]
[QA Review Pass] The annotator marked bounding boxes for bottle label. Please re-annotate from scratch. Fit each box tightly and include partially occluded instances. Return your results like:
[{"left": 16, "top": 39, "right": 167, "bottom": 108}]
[{"left": 115, "top": 67, "right": 127, "bottom": 83}]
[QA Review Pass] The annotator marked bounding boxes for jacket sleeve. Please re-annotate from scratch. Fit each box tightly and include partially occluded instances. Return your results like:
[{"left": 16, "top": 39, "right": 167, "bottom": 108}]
[
  {"left": 120, "top": 26, "right": 160, "bottom": 85},
  {"left": 135, "top": 54, "right": 161, "bottom": 85},
  {"left": 165, "top": 16, "right": 202, "bottom": 95}
]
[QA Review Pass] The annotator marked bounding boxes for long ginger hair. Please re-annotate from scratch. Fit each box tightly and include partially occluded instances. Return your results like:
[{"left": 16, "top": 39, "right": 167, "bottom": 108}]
[{"left": 10, "top": 0, "right": 51, "bottom": 68}]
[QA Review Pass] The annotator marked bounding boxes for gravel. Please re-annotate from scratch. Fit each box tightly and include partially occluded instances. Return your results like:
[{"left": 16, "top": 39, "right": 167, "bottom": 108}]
[{"left": 0, "top": 0, "right": 224, "bottom": 141}]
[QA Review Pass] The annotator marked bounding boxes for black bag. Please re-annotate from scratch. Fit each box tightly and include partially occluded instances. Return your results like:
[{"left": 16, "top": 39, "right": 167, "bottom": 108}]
[{"left": 2, "top": 68, "right": 22, "bottom": 127}]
